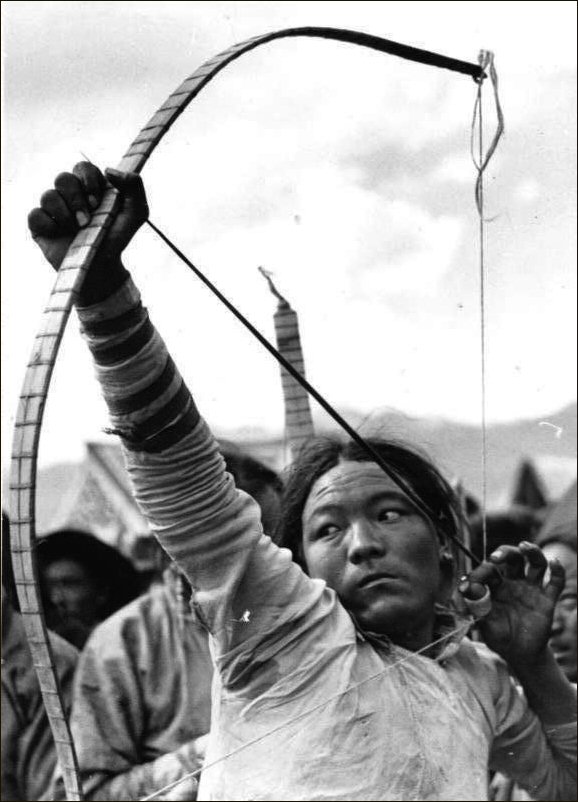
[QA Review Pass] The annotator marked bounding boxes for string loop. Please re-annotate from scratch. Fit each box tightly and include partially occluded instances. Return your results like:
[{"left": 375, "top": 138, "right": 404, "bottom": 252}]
[{"left": 470, "top": 50, "right": 504, "bottom": 560}]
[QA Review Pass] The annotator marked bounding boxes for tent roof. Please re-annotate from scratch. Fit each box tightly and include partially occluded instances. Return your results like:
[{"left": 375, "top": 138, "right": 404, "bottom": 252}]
[{"left": 536, "top": 480, "right": 577, "bottom": 551}]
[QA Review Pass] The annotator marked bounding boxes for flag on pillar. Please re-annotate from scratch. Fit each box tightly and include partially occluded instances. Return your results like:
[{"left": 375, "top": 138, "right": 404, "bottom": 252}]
[{"left": 259, "top": 268, "right": 314, "bottom": 461}]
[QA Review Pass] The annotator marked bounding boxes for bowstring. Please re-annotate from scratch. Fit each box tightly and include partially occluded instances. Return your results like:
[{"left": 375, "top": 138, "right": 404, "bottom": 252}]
[
  {"left": 145, "top": 218, "right": 480, "bottom": 568},
  {"left": 470, "top": 50, "right": 504, "bottom": 561},
  {"left": 475, "top": 69, "right": 488, "bottom": 562},
  {"left": 140, "top": 619, "right": 471, "bottom": 801}
]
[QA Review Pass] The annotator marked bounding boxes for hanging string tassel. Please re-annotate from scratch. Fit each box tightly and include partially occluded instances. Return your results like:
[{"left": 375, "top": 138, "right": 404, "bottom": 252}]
[
  {"left": 472, "top": 50, "right": 504, "bottom": 217},
  {"left": 470, "top": 50, "right": 504, "bottom": 561},
  {"left": 258, "top": 267, "right": 315, "bottom": 461}
]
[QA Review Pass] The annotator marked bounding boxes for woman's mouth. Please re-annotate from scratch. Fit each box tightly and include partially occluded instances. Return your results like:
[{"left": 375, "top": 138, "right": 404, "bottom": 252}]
[{"left": 357, "top": 573, "right": 399, "bottom": 589}]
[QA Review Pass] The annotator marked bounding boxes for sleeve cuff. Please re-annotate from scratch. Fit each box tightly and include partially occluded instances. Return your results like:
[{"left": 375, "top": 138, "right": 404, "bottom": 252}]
[{"left": 76, "top": 276, "right": 141, "bottom": 324}]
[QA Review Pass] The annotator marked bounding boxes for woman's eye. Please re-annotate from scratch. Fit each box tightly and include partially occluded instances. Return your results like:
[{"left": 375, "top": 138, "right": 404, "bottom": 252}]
[
  {"left": 317, "top": 523, "right": 340, "bottom": 539},
  {"left": 378, "top": 510, "right": 402, "bottom": 523}
]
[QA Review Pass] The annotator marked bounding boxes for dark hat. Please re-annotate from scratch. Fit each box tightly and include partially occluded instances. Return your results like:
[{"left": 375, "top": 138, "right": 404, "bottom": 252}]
[{"left": 36, "top": 528, "right": 142, "bottom": 616}]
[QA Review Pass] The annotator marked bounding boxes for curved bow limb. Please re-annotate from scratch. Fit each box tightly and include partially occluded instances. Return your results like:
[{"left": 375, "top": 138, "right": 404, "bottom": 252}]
[{"left": 10, "top": 27, "right": 484, "bottom": 801}]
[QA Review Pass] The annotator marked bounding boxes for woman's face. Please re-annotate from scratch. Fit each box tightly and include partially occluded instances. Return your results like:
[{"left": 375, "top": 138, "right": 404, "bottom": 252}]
[{"left": 301, "top": 460, "right": 450, "bottom": 651}]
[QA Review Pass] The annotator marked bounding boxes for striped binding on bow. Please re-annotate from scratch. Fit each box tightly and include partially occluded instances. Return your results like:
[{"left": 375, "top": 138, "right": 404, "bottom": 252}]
[{"left": 10, "top": 27, "right": 484, "bottom": 800}]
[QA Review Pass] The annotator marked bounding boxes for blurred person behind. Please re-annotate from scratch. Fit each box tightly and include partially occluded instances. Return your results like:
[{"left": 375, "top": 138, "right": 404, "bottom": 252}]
[
  {"left": 536, "top": 482, "right": 577, "bottom": 683},
  {"left": 490, "top": 487, "right": 576, "bottom": 801},
  {"left": 1, "top": 512, "right": 78, "bottom": 801},
  {"left": 36, "top": 528, "right": 142, "bottom": 649},
  {"left": 50, "top": 451, "right": 282, "bottom": 801}
]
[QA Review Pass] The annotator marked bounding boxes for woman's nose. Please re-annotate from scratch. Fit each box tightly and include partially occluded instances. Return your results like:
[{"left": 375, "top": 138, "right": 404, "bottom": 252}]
[{"left": 348, "top": 520, "right": 385, "bottom": 563}]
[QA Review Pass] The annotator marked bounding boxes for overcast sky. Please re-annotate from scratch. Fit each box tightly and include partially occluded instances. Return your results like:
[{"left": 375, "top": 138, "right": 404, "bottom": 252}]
[{"left": 2, "top": 0, "right": 576, "bottom": 470}]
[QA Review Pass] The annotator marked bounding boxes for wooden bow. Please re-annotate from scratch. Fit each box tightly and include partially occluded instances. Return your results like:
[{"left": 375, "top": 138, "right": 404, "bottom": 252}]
[{"left": 9, "top": 27, "right": 485, "bottom": 800}]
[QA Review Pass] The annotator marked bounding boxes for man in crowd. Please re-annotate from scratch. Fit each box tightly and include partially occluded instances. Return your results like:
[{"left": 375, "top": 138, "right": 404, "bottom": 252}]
[
  {"left": 2, "top": 513, "right": 78, "bottom": 801},
  {"left": 37, "top": 528, "right": 142, "bottom": 649},
  {"left": 50, "top": 450, "right": 282, "bottom": 800}
]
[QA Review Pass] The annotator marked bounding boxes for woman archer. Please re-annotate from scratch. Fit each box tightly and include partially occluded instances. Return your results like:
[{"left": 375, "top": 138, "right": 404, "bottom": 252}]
[{"left": 26, "top": 163, "right": 577, "bottom": 801}]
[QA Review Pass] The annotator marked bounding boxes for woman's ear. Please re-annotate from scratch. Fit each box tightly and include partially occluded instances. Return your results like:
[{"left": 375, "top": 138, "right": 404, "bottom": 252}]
[{"left": 296, "top": 540, "right": 310, "bottom": 575}]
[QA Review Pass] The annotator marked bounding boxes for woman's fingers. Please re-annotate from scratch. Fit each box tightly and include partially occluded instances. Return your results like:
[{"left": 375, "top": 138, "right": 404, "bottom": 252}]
[
  {"left": 54, "top": 171, "right": 92, "bottom": 228},
  {"left": 519, "top": 541, "right": 548, "bottom": 584},
  {"left": 460, "top": 543, "right": 555, "bottom": 606},
  {"left": 39, "top": 188, "right": 77, "bottom": 234},
  {"left": 33, "top": 164, "right": 107, "bottom": 241},
  {"left": 73, "top": 161, "right": 107, "bottom": 209},
  {"left": 544, "top": 559, "right": 566, "bottom": 604},
  {"left": 49, "top": 163, "right": 107, "bottom": 233},
  {"left": 27, "top": 207, "right": 60, "bottom": 239},
  {"left": 105, "top": 168, "right": 149, "bottom": 222},
  {"left": 459, "top": 561, "right": 503, "bottom": 599},
  {"left": 489, "top": 543, "right": 548, "bottom": 584},
  {"left": 489, "top": 545, "right": 525, "bottom": 579}
]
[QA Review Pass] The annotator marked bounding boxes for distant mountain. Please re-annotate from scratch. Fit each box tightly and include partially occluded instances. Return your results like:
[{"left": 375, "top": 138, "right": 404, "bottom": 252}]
[
  {"left": 225, "top": 402, "right": 577, "bottom": 507},
  {"left": 310, "top": 402, "right": 577, "bottom": 507}
]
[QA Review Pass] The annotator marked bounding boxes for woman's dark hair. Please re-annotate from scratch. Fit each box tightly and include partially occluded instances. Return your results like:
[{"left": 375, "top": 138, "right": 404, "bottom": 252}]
[
  {"left": 222, "top": 448, "right": 284, "bottom": 536},
  {"left": 222, "top": 450, "right": 283, "bottom": 498},
  {"left": 275, "top": 435, "right": 463, "bottom": 573}
]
